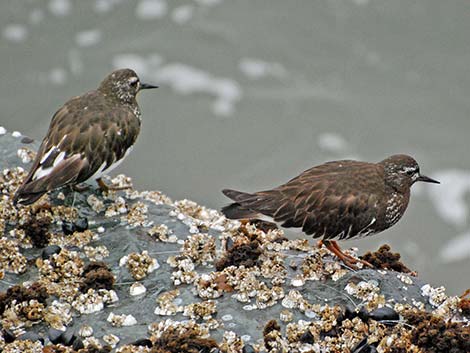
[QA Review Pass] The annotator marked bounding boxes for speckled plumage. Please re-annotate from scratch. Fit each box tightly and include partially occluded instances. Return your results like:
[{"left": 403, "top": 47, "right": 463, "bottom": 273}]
[
  {"left": 222, "top": 155, "right": 439, "bottom": 242},
  {"left": 14, "top": 68, "right": 158, "bottom": 205}
]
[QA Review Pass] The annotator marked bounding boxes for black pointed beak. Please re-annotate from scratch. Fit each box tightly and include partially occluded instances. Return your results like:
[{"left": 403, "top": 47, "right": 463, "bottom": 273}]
[
  {"left": 140, "top": 82, "right": 159, "bottom": 90},
  {"left": 417, "top": 174, "right": 440, "bottom": 184}
]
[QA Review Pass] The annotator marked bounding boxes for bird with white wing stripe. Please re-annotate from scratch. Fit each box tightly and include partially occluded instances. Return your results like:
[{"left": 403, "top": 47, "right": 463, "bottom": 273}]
[{"left": 14, "top": 68, "right": 158, "bottom": 205}]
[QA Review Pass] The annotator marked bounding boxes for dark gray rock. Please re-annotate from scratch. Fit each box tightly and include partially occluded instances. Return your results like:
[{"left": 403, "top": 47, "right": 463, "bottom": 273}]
[{"left": 0, "top": 131, "right": 438, "bottom": 349}]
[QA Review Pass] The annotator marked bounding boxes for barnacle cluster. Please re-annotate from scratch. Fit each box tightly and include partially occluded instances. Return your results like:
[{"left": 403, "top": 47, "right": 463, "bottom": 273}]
[
  {"left": 147, "top": 224, "right": 177, "bottom": 243},
  {"left": 119, "top": 251, "right": 159, "bottom": 280}
]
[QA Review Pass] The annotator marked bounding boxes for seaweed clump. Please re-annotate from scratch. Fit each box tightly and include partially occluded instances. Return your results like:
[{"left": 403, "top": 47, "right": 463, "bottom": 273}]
[
  {"left": 360, "top": 244, "right": 414, "bottom": 274},
  {"left": 458, "top": 289, "right": 470, "bottom": 317},
  {"left": 215, "top": 240, "right": 262, "bottom": 271},
  {"left": 19, "top": 211, "right": 52, "bottom": 248},
  {"left": 80, "top": 261, "right": 115, "bottom": 292},
  {"left": 0, "top": 282, "right": 48, "bottom": 315},
  {"left": 263, "top": 320, "right": 282, "bottom": 351},
  {"left": 43, "top": 344, "right": 112, "bottom": 353},
  {"left": 150, "top": 327, "right": 218, "bottom": 353},
  {"left": 403, "top": 310, "right": 470, "bottom": 353}
]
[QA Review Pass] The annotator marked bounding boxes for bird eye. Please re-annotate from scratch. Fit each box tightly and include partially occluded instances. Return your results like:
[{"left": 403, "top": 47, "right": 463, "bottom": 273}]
[
  {"left": 405, "top": 169, "right": 416, "bottom": 175},
  {"left": 130, "top": 80, "right": 138, "bottom": 86}
]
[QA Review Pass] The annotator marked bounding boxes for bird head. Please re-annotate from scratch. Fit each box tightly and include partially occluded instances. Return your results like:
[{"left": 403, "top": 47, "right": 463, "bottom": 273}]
[
  {"left": 98, "top": 68, "right": 158, "bottom": 104},
  {"left": 380, "top": 154, "right": 439, "bottom": 192}
]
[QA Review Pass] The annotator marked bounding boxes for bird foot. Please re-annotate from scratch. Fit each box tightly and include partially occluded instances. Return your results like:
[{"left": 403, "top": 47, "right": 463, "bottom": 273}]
[
  {"left": 72, "top": 183, "right": 90, "bottom": 192},
  {"left": 318, "top": 240, "right": 374, "bottom": 270},
  {"left": 96, "top": 178, "right": 132, "bottom": 192}
]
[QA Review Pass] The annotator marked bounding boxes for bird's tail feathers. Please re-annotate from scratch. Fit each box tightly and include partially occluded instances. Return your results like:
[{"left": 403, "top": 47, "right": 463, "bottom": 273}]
[
  {"left": 222, "top": 189, "right": 256, "bottom": 202},
  {"left": 221, "top": 202, "right": 260, "bottom": 220},
  {"left": 13, "top": 189, "right": 47, "bottom": 206}
]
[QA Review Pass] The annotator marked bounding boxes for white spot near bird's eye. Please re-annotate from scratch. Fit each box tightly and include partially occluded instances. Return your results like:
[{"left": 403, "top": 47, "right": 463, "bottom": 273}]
[
  {"left": 0, "top": 127, "right": 6, "bottom": 135},
  {"left": 128, "top": 77, "right": 138, "bottom": 85},
  {"left": 2, "top": 24, "right": 28, "bottom": 42},
  {"left": 12, "top": 131, "right": 22, "bottom": 137},
  {"left": 76, "top": 29, "right": 102, "bottom": 47},
  {"left": 402, "top": 166, "right": 417, "bottom": 173},
  {"left": 135, "top": 0, "right": 167, "bottom": 20}
]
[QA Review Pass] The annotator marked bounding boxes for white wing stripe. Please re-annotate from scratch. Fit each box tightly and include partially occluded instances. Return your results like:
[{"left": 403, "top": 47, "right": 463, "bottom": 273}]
[
  {"left": 33, "top": 166, "right": 53, "bottom": 180},
  {"left": 40, "top": 147, "right": 55, "bottom": 164},
  {"left": 53, "top": 151, "right": 66, "bottom": 167}
]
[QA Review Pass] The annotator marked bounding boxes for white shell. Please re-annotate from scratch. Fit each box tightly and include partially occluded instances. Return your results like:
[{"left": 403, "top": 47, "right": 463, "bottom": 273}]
[
  {"left": 78, "top": 325, "right": 93, "bottom": 337},
  {"left": 129, "top": 282, "right": 147, "bottom": 296}
]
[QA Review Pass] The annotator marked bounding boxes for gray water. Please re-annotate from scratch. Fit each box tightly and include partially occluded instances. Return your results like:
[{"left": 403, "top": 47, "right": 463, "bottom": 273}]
[{"left": 1, "top": 0, "right": 469, "bottom": 295}]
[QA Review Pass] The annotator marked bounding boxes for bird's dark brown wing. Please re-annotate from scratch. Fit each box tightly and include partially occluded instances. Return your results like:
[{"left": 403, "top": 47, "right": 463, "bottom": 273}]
[
  {"left": 14, "top": 93, "right": 140, "bottom": 204},
  {"left": 223, "top": 161, "right": 385, "bottom": 239}
]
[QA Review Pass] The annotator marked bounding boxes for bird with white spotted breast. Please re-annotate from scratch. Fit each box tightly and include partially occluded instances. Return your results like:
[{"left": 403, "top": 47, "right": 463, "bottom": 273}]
[
  {"left": 13, "top": 68, "right": 158, "bottom": 205},
  {"left": 221, "top": 154, "right": 439, "bottom": 268}
]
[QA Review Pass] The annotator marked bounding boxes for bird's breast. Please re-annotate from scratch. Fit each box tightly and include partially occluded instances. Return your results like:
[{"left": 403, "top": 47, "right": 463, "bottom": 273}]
[{"left": 384, "top": 192, "right": 408, "bottom": 228}]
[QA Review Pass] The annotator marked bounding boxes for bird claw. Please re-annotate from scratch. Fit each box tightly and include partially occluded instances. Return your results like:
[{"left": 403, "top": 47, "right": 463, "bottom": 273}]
[
  {"left": 318, "top": 240, "right": 374, "bottom": 270},
  {"left": 96, "top": 178, "right": 132, "bottom": 192}
]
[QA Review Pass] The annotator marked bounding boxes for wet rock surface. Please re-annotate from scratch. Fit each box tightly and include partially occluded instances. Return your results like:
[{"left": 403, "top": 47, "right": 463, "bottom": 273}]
[{"left": 0, "top": 132, "right": 469, "bottom": 352}]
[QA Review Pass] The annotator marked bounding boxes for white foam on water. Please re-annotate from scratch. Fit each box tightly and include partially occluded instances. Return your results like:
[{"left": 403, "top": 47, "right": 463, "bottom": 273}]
[
  {"left": 29, "top": 9, "right": 45, "bottom": 25},
  {"left": 12, "top": 131, "right": 22, "bottom": 137},
  {"left": 48, "top": 68, "right": 67, "bottom": 85},
  {"left": 75, "top": 29, "right": 102, "bottom": 47},
  {"left": 172, "top": 5, "right": 194, "bottom": 24},
  {"left": 440, "top": 231, "right": 470, "bottom": 263},
  {"left": 112, "top": 54, "right": 150, "bottom": 76},
  {"left": 352, "top": 0, "right": 370, "bottom": 6},
  {"left": 111, "top": 54, "right": 241, "bottom": 116},
  {"left": 427, "top": 169, "right": 470, "bottom": 227},
  {"left": 2, "top": 24, "right": 28, "bottom": 42},
  {"left": 239, "top": 58, "right": 286, "bottom": 80},
  {"left": 317, "top": 132, "right": 348, "bottom": 153},
  {"left": 94, "top": 0, "right": 123, "bottom": 13},
  {"left": 135, "top": 0, "right": 168, "bottom": 20},
  {"left": 0, "top": 127, "right": 6, "bottom": 135},
  {"left": 154, "top": 63, "right": 242, "bottom": 117},
  {"left": 194, "top": 0, "right": 223, "bottom": 6},
  {"left": 68, "top": 48, "right": 84, "bottom": 76},
  {"left": 48, "top": 0, "right": 72, "bottom": 17}
]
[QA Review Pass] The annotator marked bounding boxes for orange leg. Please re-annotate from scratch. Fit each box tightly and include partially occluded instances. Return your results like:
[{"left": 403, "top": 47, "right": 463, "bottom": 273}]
[
  {"left": 318, "top": 240, "right": 373, "bottom": 269},
  {"left": 96, "top": 178, "right": 132, "bottom": 192}
]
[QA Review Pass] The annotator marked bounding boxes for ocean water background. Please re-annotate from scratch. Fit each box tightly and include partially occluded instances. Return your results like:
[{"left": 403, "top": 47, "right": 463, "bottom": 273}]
[{"left": 1, "top": 0, "right": 469, "bottom": 294}]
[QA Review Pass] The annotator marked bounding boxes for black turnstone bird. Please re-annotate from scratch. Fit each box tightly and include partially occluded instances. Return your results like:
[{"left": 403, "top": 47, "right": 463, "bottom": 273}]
[
  {"left": 221, "top": 154, "right": 439, "bottom": 268},
  {"left": 14, "top": 68, "right": 158, "bottom": 205}
]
